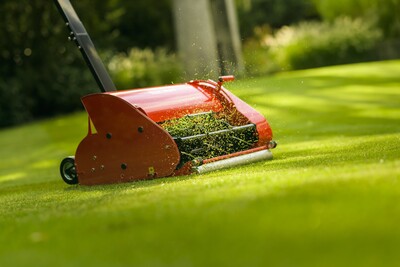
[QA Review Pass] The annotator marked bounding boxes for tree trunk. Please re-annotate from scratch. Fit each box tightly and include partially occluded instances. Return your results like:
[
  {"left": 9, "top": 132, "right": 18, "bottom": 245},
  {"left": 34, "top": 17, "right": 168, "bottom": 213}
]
[
  {"left": 172, "top": 0, "right": 219, "bottom": 79},
  {"left": 210, "top": 0, "right": 244, "bottom": 75}
]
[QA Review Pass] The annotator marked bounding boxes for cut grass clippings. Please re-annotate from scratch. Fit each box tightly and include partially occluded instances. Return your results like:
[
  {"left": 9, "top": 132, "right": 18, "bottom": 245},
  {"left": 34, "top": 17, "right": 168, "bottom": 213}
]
[
  {"left": 0, "top": 60, "right": 399, "bottom": 267},
  {"left": 159, "top": 112, "right": 257, "bottom": 163}
]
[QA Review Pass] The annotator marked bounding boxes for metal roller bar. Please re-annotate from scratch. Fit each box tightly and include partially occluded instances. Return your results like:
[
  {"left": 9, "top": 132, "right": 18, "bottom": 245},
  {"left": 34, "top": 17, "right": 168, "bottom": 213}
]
[
  {"left": 175, "top": 123, "right": 256, "bottom": 142},
  {"left": 185, "top": 111, "right": 214, "bottom": 118},
  {"left": 193, "top": 149, "right": 273, "bottom": 174}
]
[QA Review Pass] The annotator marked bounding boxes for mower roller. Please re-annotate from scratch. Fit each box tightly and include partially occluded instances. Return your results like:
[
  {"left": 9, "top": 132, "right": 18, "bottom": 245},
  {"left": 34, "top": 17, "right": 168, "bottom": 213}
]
[{"left": 55, "top": 0, "right": 277, "bottom": 186}]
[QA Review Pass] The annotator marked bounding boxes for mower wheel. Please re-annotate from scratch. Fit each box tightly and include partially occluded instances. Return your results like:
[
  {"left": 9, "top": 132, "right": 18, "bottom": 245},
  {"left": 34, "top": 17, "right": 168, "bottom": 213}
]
[{"left": 60, "top": 156, "right": 78, "bottom": 185}]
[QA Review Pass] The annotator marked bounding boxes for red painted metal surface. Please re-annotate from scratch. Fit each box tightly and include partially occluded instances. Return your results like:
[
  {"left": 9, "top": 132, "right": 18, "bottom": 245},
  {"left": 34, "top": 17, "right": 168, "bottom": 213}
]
[
  {"left": 108, "top": 84, "right": 223, "bottom": 123},
  {"left": 73, "top": 78, "right": 274, "bottom": 185},
  {"left": 75, "top": 94, "right": 180, "bottom": 185},
  {"left": 221, "top": 88, "right": 273, "bottom": 146}
]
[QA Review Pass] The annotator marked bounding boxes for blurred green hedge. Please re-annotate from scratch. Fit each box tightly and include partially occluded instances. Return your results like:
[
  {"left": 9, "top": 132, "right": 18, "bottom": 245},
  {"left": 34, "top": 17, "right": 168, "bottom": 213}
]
[
  {"left": 266, "top": 17, "right": 382, "bottom": 70},
  {"left": 312, "top": 0, "right": 400, "bottom": 38},
  {"left": 0, "top": 0, "right": 175, "bottom": 128},
  {"left": 243, "top": 17, "right": 383, "bottom": 74},
  {"left": 2, "top": 0, "right": 399, "bottom": 127},
  {"left": 108, "top": 48, "right": 183, "bottom": 90}
]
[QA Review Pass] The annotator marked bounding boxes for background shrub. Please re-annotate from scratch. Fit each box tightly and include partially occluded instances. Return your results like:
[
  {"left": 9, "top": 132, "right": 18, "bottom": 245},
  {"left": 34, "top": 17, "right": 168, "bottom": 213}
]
[
  {"left": 1, "top": 0, "right": 398, "bottom": 128},
  {"left": 241, "top": 26, "right": 278, "bottom": 76},
  {"left": 108, "top": 48, "right": 183, "bottom": 90},
  {"left": 0, "top": 79, "right": 31, "bottom": 126},
  {"left": 312, "top": 0, "right": 400, "bottom": 38},
  {"left": 236, "top": 0, "right": 319, "bottom": 40},
  {"left": 0, "top": 0, "right": 176, "bottom": 128},
  {"left": 264, "top": 17, "right": 382, "bottom": 70}
]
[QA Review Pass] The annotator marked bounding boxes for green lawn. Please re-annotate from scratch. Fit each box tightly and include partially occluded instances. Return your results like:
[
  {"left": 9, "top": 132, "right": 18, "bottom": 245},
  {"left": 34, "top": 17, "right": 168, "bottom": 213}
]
[{"left": 1, "top": 60, "right": 399, "bottom": 267}]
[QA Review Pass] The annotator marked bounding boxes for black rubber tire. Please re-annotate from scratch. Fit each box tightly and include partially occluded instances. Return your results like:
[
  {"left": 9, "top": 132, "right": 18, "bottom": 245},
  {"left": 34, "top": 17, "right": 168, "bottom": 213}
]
[{"left": 60, "top": 156, "right": 78, "bottom": 185}]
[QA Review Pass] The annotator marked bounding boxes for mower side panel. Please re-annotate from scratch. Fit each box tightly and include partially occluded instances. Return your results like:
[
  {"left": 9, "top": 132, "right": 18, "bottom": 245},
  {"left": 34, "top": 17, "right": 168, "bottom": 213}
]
[{"left": 75, "top": 94, "right": 180, "bottom": 185}]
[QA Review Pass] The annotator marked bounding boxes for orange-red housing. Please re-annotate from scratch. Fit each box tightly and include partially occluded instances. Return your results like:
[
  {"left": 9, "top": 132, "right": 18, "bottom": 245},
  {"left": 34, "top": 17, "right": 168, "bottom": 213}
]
[{"left": 74, "top": 79, "right": 273, "bottom": 185}]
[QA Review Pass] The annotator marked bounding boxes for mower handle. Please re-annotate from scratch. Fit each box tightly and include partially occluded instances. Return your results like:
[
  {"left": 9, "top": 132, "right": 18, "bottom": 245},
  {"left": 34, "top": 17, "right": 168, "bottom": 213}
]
[{"left": 53, "top": 0, "right": 116, "bottom": 92}]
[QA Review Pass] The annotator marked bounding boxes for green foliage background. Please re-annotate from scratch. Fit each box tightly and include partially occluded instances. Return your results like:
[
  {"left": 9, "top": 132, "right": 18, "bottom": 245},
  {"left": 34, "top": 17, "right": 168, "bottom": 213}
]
[
  {"left": 265, "top": 17, "right": 382, "bottom": 71},
  {"left": 1, "top": 0, "right": 399, "bottom": 127},
  {"left": 236, "top": 0, "right": 319, "bottom": 39},
  {"left": 241, "top": 0, "right": 400, "bottom": 75},
  {"left": 312, "top": 0, "right": 400, "bottom": 37},
  {"left": 0, "top": 0, "right": 174, "bottom": 128}
]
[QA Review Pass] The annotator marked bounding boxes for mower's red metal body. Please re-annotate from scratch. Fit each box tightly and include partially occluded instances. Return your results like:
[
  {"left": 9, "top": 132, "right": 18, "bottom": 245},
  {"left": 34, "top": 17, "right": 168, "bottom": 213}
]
[
  {"left": 75, "top": 78, "right": 274, "bottom": 185},
  {"left": 55, "top": 0, "right": 276, "bottom": 186}
]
